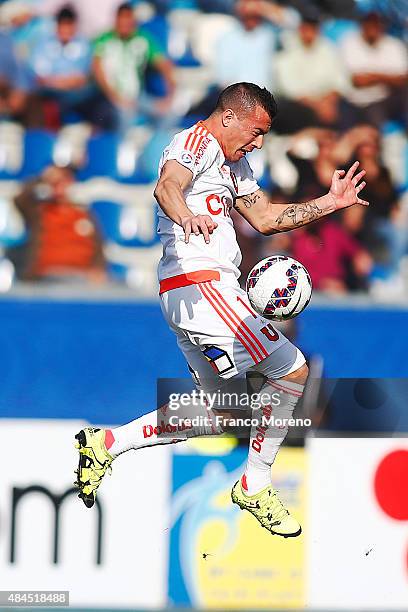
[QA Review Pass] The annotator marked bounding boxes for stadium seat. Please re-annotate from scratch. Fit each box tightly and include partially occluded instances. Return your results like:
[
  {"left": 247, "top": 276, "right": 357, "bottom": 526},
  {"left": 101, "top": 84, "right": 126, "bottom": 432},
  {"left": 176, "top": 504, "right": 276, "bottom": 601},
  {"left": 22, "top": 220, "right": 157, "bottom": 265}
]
[
  {"left": 0, "top": 122, "right": 24, "bottom": 180},
  {"left": 19, "top": 130, "right": 56, "bottom": 178},
  {"left": 53, "top": 123, "right": 93, "bottom": 169},
  {"left": 91, "top": 192, "right": 159, "bottom": 248},
  {"left": 190, "top": 14, "right": 236, "bottom": 67},
  {"left": 382, "top": 122, "right": 408, "bottom": 193},
  {"left": 72, "top": 177, "right": 155, "bottom": 206},
  {"left": 76, "top": 132, "right": 121, "bottom": 181},
  {"left": 76, "top": 130, "right": 158, "bottom": 184},
  {"left": 136, "top": 129, "right": 178, "bottom": 182},
  {"left": 173, "top": 65, "right": 213, "bottom": 117},
  {"left": 116, "top": 126, "right": 154, "bottom": 184},
  {"left": 0, "top": 197, "right": 26, "bottom": 246},
  {"left": 103, "top": 242, "right": 162, "bottom": 295}
]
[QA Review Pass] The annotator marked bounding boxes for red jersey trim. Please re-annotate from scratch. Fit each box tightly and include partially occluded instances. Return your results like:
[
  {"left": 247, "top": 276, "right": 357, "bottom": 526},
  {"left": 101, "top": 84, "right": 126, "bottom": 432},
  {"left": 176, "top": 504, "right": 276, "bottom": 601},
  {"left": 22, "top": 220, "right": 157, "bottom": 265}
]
[{"left": 159, "top": 270, "right": 220, "bottom": 294}]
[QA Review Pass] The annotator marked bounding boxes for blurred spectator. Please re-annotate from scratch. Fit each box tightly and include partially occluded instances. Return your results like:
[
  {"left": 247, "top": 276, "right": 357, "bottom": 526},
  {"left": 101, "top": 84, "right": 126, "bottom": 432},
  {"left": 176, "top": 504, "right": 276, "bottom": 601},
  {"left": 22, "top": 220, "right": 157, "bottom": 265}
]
[
  {"left": 287, "top": 127, "right": 342, "bottom": 199},
  {"left": 216, "top": 0, "right": 299, "bottom": 89},
  {"left": 336, "top": 125, "right": 406, "bottom": 280},
  {"left": 92, "top": 2, "right": 175, "bottom": 131},
  {"left": 8, "top": 166, "right": 106, "bottom": 282},
  {"left": 291, "top": 220, "right": 372, "bottom": 294},
  {"left": 273, "top": 16, "right": 349, "bottom": 133},
  {"left": 279, "top": 126, "right": 373, "bottom": 292},
  {"left": 29, "top": 5, "right": 95, "bottom": 127},
  {"left": 0, "top": 0, "right": 123, "bottom": 40},
  {"left": 340, "top": 12, "right": 408, "bottom": 130},
  {"left": 198, "top": 0, "right": 357, "bottom": 19},
  {"left": 188, "top": 0, "right": 299, "bottom": 117},
  {"left": 0, "top": 31, "right": 31, "bottom": 123},
  {"left": 35, "top": 0, "right": 123, "bottom": 39}
]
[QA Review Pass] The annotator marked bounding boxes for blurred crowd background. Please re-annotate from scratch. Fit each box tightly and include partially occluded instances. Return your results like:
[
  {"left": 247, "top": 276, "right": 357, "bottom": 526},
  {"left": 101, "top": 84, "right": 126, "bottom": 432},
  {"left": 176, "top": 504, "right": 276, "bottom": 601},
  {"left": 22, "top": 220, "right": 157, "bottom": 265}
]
[{"left": 0, "top": 0, "right": 406, "bottom": 297}]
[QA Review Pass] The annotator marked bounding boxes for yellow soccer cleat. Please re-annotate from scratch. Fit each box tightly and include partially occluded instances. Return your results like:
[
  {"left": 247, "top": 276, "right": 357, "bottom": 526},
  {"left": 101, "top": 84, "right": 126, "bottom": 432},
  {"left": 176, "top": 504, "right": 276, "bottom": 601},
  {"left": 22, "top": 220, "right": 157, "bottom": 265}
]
[
  {"left": 231, "top": 479, "right": 302, "bottom": 537},
  {"left": 74, "top": 427, "right": 113, "bottom": 508}
]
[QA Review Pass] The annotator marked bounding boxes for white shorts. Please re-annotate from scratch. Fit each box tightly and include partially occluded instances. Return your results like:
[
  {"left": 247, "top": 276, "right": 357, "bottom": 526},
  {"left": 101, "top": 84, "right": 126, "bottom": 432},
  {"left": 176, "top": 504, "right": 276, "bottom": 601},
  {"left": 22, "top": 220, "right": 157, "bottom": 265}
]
[{"left": 160, "top": 275, "right": 306, "bottom": 390}]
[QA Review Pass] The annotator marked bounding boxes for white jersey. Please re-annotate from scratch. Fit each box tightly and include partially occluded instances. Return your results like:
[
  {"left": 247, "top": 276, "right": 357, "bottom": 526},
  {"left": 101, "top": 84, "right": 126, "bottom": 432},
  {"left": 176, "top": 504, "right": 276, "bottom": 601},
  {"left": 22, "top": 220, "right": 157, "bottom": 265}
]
[{"left": 157, "top": 122, "right": 259, "bottom": 284}]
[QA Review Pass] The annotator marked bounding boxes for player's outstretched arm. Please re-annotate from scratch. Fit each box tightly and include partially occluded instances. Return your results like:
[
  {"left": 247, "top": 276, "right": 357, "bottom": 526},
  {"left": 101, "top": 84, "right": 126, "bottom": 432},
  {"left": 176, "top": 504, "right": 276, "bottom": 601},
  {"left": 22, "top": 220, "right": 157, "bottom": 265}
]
[
  {"left": 234, "top": 161, "right": 369, "bottom": 235},
  {"left": 154, "top": 160, "right": 218, "bottom": 244}
]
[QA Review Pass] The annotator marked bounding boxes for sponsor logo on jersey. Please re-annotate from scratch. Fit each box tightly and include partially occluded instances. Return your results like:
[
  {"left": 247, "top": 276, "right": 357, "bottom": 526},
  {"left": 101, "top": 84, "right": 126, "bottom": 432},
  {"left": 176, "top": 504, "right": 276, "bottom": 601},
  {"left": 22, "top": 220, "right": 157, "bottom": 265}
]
[{"left": 194, "top": 136, "right": 211, "bottom": 164}]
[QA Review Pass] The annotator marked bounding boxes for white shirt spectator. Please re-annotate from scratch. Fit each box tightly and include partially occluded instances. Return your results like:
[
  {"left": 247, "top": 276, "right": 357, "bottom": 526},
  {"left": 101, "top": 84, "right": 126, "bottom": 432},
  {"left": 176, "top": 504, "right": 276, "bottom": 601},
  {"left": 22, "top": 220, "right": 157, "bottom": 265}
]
[
  {"left": 275, "top": 33, "right": 349, "bottom": 98},
  {"left": 36, "top": 0, "right": 123, "bottom": 39},
  {"left": 340, "top": 31, "right": 408, "bottom": 106},
  {"left": 214, "top": 6, "right": 299, "bottom": 91},
  {"left": 215, "top": 23, "right": 277, "bottom": 90}
]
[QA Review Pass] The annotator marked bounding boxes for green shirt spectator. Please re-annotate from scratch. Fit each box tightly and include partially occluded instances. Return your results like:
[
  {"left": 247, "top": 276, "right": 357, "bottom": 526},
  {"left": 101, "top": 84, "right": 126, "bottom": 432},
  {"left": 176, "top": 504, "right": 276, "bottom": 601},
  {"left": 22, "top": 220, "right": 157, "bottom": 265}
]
[
  {"left": 93, "top": 28, "right": 163, "bottom": 99},
  {"left": 92, "top": 2, "right": 175, "bottom": 123}
]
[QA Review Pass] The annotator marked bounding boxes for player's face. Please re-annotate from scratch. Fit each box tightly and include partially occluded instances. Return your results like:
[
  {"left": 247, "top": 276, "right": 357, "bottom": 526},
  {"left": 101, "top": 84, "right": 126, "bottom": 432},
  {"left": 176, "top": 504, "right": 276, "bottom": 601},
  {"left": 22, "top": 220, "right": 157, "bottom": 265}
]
[{"left": 223, "top": 106, "right": 271, "bottom": 162}]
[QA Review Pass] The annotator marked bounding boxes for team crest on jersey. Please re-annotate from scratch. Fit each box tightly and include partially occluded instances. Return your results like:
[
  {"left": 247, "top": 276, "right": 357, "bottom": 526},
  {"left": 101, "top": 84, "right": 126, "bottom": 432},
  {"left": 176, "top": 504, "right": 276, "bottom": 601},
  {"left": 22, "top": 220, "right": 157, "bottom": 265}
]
[
  {"left": 202, "top": 345, "right": 234, "bottom": 375},
  {"left": 181, "top": 151, "right": 194, "bottom": 165}
]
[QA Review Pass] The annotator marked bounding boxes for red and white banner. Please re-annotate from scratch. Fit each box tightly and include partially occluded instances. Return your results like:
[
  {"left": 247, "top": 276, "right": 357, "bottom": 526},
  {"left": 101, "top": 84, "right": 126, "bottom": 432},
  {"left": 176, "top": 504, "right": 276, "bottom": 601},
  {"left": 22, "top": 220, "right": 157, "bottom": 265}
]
[{"left": 308, "top": 437, "right": 408, "bottom": 609}]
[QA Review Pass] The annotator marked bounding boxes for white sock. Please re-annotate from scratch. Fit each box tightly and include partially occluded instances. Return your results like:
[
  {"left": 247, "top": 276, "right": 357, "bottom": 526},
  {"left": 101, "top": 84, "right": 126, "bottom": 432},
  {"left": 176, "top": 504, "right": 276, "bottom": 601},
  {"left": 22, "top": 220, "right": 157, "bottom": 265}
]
[
  {"left": 242, "top": 378, "right": 304, "bottom": 496},
  {"left": 105, "top": 397, "right": 223, "bottom": 457}
]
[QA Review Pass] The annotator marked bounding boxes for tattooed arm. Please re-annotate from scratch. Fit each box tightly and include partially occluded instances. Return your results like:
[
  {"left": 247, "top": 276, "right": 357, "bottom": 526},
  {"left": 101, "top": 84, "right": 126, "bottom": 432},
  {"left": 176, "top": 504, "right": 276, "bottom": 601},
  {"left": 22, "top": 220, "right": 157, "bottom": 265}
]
[{"left": 234, "top": 161, "right": 369, "bottom": 235}]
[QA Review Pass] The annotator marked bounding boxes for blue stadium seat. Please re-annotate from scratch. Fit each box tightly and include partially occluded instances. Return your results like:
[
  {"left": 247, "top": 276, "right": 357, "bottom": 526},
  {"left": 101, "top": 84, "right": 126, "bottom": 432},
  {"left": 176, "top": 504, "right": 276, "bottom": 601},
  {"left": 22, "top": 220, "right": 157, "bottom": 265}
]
[
  {"left": 91, "top": 199, "right": 159, "bottom": 247},
  {"left": 0, "top": 197, "right": 26, "bottom": 246},
  {"left": 105, "top": 261, "right": 129, "bottom": 283},
  {"left": 19, "top": 130, "right": 56, "bottom": 179},
  {"left": 137, "top": 130, "right": 176, "bottom": 182},
  {"left": 76, "top": 133, "right": 120, "bottom": 181},
  {"left": 77, "top": 132, "right": 154, "bottom": 184}
]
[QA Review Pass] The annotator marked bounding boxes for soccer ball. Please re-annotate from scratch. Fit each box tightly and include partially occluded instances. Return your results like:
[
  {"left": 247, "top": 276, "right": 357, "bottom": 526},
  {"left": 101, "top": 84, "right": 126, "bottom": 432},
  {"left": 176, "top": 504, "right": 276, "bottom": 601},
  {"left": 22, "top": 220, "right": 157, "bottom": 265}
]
[{"left": 246, "top": 255, "right": 312, "bottom": 321}]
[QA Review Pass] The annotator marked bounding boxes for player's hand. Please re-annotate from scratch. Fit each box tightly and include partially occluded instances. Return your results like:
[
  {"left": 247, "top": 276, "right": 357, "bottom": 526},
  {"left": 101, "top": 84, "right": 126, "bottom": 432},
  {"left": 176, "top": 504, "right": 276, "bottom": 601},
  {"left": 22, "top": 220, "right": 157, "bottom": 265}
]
[
  {"left": 329, "top": 161, "right": 369, "bottom": 210},
  {"left": 181, "top": 215, "right": 218, "bottom": 244}
]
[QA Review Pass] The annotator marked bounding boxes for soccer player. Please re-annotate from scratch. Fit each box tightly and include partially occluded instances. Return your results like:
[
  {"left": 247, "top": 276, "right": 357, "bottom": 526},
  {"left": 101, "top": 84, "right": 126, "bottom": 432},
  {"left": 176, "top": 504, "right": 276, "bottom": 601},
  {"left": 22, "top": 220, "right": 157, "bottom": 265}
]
[{"left": 74, "top": 83, "right": 368, "bottom": 537}]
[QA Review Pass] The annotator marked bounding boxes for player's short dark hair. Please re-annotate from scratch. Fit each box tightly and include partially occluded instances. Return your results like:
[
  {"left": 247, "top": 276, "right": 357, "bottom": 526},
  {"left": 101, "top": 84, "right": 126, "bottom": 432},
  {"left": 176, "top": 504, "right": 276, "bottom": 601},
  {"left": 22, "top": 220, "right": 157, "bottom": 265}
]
[
  {"left": 117, "top": 2, "right": 133, "bottom": 15},
  {"left": 215, "top": 82, "right": 278, "bottom": 123},
  {"left": 56, "top": 4, "right": 77, "bottom": 22}
]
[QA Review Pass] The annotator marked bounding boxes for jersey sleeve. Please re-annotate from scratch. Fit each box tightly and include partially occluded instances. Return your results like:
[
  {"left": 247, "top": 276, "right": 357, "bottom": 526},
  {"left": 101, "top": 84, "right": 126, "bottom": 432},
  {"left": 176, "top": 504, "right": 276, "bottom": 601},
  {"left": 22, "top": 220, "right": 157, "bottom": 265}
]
[
  {"left": 162, "top": 130, "right": 214, "bottom": 180},
  {"left": 230, "top": 157, "right": 260, "bottom": 197}
]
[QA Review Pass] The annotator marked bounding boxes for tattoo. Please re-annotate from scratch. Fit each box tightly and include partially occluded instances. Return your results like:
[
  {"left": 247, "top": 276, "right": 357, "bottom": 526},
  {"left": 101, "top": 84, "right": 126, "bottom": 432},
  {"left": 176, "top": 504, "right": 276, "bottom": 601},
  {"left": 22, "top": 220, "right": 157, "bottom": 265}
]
[
  {"left": 276, "top": 200, "right": 323, "bottom": 227},
  {"left": 241, "top": 192, "right": 261, "bottom": 208}
]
